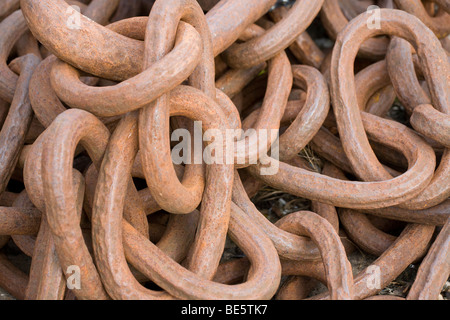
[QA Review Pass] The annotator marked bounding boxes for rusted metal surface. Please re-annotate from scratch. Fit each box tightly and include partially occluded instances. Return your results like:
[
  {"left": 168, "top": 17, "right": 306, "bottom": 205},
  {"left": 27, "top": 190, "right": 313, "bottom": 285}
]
[
  {"left": 320, "top": 0, "right": 390, "bottom": 59},
  {"left": 275, "top": 211, "right": 354, "bottom": 300},
  {"left": 407, "top": 218, "right": 450, "bottom": 300},
  {"left": 0, "top": 0, "right": 448, "bottom": 301},
  {"left": 393, "top": 0, "right": 450, "bottom": 37},
  {"left": 330, "top": 9, "right": 449, "bottom": 210}
]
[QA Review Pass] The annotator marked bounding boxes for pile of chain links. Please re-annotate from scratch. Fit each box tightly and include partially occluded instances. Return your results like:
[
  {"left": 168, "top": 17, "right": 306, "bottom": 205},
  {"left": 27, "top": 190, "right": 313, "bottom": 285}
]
[{"left": 0, "top": 0, "right": 448, "bottom": 300}]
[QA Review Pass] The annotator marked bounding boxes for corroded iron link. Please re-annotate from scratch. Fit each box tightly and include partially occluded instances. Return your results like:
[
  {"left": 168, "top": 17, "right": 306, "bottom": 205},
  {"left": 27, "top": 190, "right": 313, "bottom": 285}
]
[{"left": 0, "top": 0, "right": 447, "bottom": 300}]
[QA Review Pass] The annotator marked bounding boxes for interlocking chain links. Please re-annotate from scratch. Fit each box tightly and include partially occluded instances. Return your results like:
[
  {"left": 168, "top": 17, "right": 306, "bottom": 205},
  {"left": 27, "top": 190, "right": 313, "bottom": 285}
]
[
  {"left": 232, "top": 173, "right": 321, "bottom": 261},
  {"left": 330, "top": 9, "right": 450, "bottom": 210},
  {"left": 136, "top": 1, "right": 233, "bottom": 283},
  {"left": 0, "top": 52, "right": 40, "bottom": 299},
  {"left": 29, "top": 55, "right": 79, "bottom": 128},
  {"left": 386, "top": 38, "right": 432, "bottom": 113},
  {"left": 311, "top": 58, "right": 450, "bottom": 225},
  {"left": 320, "top": 0, "right": 390, "bottom": 59},
  {"left": 249, "top": 73, "right": 436, "bottom": 265},
  {"left": 207, "top": 0, "right": 277, "bottom": 56},
  {"left": 270, "top": 6, "right": 325, "bottom": 69},
  {"left": 23, "top": 106, "right": 111, "bottom": 300},
  {"left": 0, "top": 191, "right": 36, "bottom": 300},
  {"left": 274, "top": 211, "right": 354, "bottom": 300},
  {"left": 230, "top": 24, "right": 292, "bottom": 169},
  {"left": 91, "top": 106, "right": 280, "bottom": 299},
  {"left": 385, "top": 37, "right": 450, "bottom": 209},
  {"left": 20, "top": 0, "right": 276, "bottom": 81},
  {"left": 22, "top": 3, "right": 144, "bottom": 301},
  {"left": 21, "top": 0, "right": 141, "bottom": 81},
  {"left": 0, "top": 0, "right": 448, "bottom": 301},
  {"left": 0, "top": 0, "right": 116, "bottom": 103},
  {"left": 277, "top": 65, "right": 329, "bottom": 161},
  {"left": 241, "top": 64, "right": 330, "bottom": 162},
  {"left": 49, "top": 19, "right": 203, "bottom": 117},
  {"left": 221, "top": 0, "right": 324, "bottom": 69},
  {"left": 410, "top": 104, "right": 450, "bottom": 149},
  {"left": 0, "top": 10, "right": 29, "bottom": 103},
  {"left": 245, "top": 11, "right": 443, "bottom": 210},
  {"left": 138, "top": 0, "right": 214, "bottom": 216},
  {"left": 309, "top": 223, "right": 435, "bottom": 300},
  {"left": 121, "top": 203, "right": 281, "bottom": 300},
  {"left": 50, "top": 20, "right": 290, "bottom": 171},
  {"left": 25, "top": 171, "right": 85, "bottom": 300},
  {"left": 324, "top": 163, "right": 397, "bottom": 257},
  {"left": 310, "top": 124, "right": 450, "bottom": 223},
  {"left": 290, "top": 146, "right": 449, "bottom": 222},
  {"left": 0, "top": 54, "right": 40, "bottom": 195},
  {"left": 407, "top": 218, "right": 450, "bottom": 300},
  {"left": 248, "top": 109, "right": 436, "bottom": 209},
  {"left": 393, "top": 0, "right": 450, "bottom": 37},
  {"left": 386, "top": 37, "right": 450, "bottom": 149},
  {"left": 359, "top": 201, "right": 450, "bottom": 226},
  {"left": 87, "top": 162, "right": 199, "bottom": 264},
  {"left": 39, "top": 109, "right": 111, "bottom": 300}
]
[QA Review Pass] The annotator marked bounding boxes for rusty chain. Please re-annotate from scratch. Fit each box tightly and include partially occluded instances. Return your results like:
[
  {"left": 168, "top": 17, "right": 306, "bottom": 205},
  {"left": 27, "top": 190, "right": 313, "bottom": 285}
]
[{"left": 0, "top": 0, "right": 448, "bottom": 300}]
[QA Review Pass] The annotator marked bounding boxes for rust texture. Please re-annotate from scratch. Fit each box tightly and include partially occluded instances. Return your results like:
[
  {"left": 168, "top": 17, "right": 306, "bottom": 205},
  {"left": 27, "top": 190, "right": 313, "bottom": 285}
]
[{"left": 0, "top": 0, "right": 448, "bottom": 300}]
